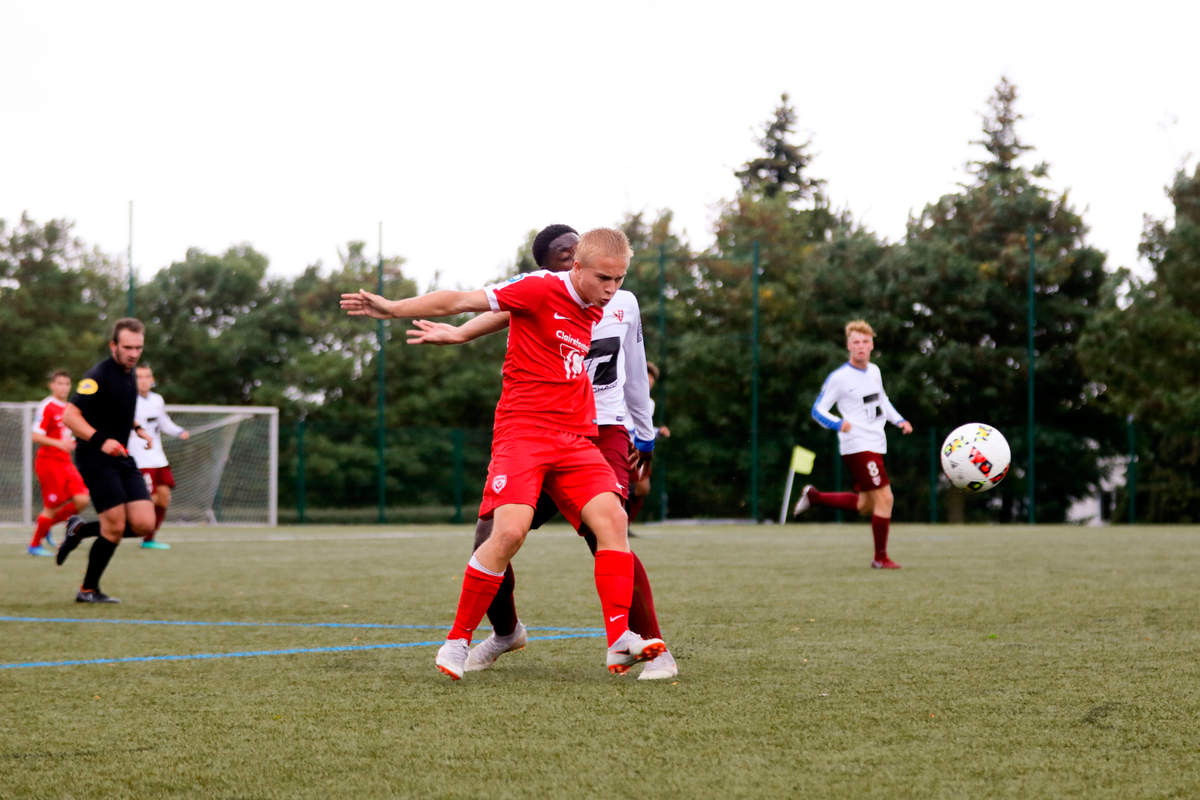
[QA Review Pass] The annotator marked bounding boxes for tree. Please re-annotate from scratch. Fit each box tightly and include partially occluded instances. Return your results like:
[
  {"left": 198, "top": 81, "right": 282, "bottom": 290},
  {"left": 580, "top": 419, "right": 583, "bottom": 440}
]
[
  {"left": 886, "top": 77, "right": 1112, "bottom": 522},
  {"left": 735, "top": 93, "right": 825, "bottom": 205},
  {"left": 0, "top": 214, "right": 125, "bottom": 397},
  {"left": 1079, "top": 163, "right": 1200, "bottom": 520}
]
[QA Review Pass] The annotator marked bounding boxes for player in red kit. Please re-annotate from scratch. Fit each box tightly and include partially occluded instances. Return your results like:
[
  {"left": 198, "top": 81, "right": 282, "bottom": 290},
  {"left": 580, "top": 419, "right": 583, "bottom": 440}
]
[
  {"left": 28, "top": 370, "right": 91, "bottom": 556},
  {"left": 341, "top": 228, "right": 666, "bottom": 680}
]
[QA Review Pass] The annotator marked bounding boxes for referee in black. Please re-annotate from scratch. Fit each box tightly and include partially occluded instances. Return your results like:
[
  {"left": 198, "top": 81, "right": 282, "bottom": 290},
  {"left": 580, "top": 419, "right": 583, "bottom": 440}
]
[{"left": 57, "top": 318, "right": 156, "bottom": 603}]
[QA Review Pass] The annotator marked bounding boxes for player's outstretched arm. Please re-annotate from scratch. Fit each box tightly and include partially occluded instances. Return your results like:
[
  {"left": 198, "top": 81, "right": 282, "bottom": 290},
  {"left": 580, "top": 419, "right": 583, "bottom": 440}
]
[
  {"left": 340, "top": 288, "right": 490, "bottom": 320},
  {"left": 406, "top": 311, "right": 511, "bottom": 346}
]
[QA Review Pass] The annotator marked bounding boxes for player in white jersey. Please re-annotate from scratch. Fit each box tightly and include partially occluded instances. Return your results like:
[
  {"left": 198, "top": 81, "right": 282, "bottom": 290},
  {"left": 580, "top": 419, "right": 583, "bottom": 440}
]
[
  {"left": 406, "top": 224, "right": 676, "bottom": 679},
  {"left": 792, "top": 319, "right": 913, "bottom": 568},
  {"left": 126, "top": 365, "right": 189, "bottom": 550}
]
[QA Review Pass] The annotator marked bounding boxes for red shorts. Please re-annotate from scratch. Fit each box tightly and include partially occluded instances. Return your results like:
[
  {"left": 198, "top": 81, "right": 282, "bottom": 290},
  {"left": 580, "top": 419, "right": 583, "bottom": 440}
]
[
  {"left": 480, "top": 425, "right": 621, "bottom": 531},
  {"left": 35, "top": 458, "right": 88, "bottom": 508},
  {"left": 141, "top": 466, "right": 176, "bottom": 493},
  {"left": 842, "top": 451, "right": 889, "bottom": 492}
]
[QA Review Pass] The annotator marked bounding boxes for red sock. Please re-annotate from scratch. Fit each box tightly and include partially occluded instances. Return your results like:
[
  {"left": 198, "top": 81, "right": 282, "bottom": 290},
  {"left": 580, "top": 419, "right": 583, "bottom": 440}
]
[
  {"left": 809, "top": 488, "right": 859, "bottom": 512},
  {"left": 447, "top": 564, "right": 505, "bottom": 643},
  {"left": 871, "top": 515, "right": 890, "bottom": 560},
  {"left": 49, "top": 500, "right": 78, "bottom": 525},
  {"left": 30, "top": 516, "right": 53, "bottom": 548},
  {"left": 627, "top": 553, "right": 662, "bottom": 639},
  {"left": 594, "top": 550, "right": 634, "bottom": 646}
]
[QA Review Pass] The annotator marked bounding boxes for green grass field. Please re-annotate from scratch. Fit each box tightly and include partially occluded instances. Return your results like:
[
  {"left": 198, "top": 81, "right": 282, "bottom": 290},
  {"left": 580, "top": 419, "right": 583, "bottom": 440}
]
[{"left": 3, "top": 522, "right": 1199, "bottom": 799}]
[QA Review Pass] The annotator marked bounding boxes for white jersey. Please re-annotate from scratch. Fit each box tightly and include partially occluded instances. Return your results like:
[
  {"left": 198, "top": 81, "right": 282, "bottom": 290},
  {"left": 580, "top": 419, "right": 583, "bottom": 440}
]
[
  {"left": 811, "top": 362, "right": 906, "bottom": 455},
  {"left": 583, "top": 289, "right": 655, "bottom": 444},
  {"left": 128, "top": 391, "right": 186, "bottom": 469}
]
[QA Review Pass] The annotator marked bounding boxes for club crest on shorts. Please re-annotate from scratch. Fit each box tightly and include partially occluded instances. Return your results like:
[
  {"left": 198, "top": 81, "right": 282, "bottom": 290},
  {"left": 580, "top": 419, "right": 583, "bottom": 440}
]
[{"left": 492, "top": 474, "right": 507, "bottom": 493}]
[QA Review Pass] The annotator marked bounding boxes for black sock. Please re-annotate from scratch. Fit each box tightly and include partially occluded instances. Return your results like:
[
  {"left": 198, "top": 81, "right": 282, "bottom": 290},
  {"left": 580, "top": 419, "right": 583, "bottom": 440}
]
[
  {"left": 82, "top": 537, "right": 118, "bottom": 591},
  {"left": 75, "top": 521, "right": 101, "bottom": 540}
]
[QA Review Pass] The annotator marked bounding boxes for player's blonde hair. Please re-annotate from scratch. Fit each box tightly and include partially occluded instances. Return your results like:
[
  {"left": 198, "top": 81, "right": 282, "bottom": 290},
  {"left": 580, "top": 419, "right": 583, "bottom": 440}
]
[
  {"left": 575, "top": 228, "right": 633, "bottom": 266},
  {"left": 845, "top": 319, "right": 875, "bottom": 340}
]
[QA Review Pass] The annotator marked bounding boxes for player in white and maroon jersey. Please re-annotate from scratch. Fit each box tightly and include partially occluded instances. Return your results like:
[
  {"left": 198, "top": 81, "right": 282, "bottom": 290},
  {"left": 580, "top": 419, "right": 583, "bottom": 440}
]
[
  {"left": 341, "top": 228, "right": 668, "bottom": 680},
  {"left": 406, "top": 224, "right": 676, "bottom": 680},
  {"left": 126, "top": 365, "right": 190, "bottom": 550},
  {"left": 27, "top": 370, "right": 91, "bottom": 556},
  {"left": 792, "top": 319, "right": 913, "bottom": 568}
]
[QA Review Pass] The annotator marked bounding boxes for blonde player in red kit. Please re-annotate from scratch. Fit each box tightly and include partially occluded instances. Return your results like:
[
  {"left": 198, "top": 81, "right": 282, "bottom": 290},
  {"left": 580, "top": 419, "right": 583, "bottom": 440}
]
[
  {"left": 28, "top": 370, "right": 91, "bottom": 556},
  {"left": 341, "top": 228, "right": 666, "bottom": 679}
]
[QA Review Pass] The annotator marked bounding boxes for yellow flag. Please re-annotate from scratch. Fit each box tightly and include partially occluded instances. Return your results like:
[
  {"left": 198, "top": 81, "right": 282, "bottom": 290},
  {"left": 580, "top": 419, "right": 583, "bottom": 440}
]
[{"left": 790, "top": 445, "right": 815, "bottom": 475}]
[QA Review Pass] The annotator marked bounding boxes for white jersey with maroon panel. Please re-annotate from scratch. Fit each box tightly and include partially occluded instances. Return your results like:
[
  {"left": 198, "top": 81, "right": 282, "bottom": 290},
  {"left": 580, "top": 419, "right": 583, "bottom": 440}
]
[{"left": 583, "top": 289, "right": 655, "bottom": 445}]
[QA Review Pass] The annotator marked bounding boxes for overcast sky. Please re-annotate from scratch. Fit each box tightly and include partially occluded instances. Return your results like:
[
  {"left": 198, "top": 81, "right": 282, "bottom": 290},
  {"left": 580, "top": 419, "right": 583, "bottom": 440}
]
[{"left": 5, "top": 1, "right": 1196, "bottom": 292}]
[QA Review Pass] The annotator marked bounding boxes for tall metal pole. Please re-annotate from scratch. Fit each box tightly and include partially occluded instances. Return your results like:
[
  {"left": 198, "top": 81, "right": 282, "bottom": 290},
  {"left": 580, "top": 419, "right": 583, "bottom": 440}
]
[
  {"left": 656, "top": 245, "right": 668, "bottom": 522},
  {"left": 1126, "top": 415, "right": 1137, "bottom": 523},
  {"left": 1026, "top": 223, "right": 1036, "bottom": 524},
  {"left": 127, "top": 201, "right": 135, "bottom": 315},
  {"left": 376, "top": 222, "right": 387, "bottom": 524},
  {"left": 750, "top": 241, "right": 760, "bottom": 523}
]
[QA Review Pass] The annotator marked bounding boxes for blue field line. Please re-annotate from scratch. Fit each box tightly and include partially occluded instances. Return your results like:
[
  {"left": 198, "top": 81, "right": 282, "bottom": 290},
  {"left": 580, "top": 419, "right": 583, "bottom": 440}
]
[
  {"left": 0, "top": 632, "right": 603, "bottom": 670},
  {"left": 0, "top": 616, "right": 603, "bottom": 634}
]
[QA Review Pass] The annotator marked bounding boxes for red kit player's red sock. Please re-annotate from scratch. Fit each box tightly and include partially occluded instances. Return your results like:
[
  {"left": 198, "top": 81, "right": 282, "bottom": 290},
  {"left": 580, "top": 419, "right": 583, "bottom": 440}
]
[
  {"left": 49, "top": 500, "right": 78, "bottom": 526},
  {"left": 871, "top": 515, "right": 890, "bottom": 560},
  {"left": 594, "top": 549, "right": 635, "bottom": 646},
  {"left": 447, "top": 563, "right": 505, "bottom": 643},
  {"left": 809, "top": 488, "right": 859, "bottom": 512},
  {"left": 628, "top": 552, "right": 662, "bottom": 639},
  {"left": 30, "top": 515, "right": 53, "bottom": 548}
]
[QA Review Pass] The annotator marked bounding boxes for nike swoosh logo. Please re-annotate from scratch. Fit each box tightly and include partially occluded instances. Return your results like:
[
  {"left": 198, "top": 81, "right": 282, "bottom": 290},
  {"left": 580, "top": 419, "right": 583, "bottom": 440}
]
[
  {"left": 608, "top": 614, "right": 625, "bottom": 622},
  {"left": 553, "top": 312, "right": 569, "bottom": 320}
]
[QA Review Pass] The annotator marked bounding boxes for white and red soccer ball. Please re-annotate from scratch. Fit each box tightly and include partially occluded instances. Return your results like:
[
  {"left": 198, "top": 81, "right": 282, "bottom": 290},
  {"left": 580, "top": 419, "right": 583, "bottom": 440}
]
[{"left": 940, "top": 422, "right": 1011, "bottom": 493}]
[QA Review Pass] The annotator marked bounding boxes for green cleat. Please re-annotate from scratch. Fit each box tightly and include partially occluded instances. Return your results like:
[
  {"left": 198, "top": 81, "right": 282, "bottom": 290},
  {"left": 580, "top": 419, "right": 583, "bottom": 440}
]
[{"left": 141, "top": 540, "right": 171, "bottom": 550}]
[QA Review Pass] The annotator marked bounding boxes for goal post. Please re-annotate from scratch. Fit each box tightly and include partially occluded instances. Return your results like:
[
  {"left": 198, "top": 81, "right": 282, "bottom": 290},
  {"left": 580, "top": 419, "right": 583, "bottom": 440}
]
[{"left": 0, "top": 402, "right": 277, "bottom": 526}]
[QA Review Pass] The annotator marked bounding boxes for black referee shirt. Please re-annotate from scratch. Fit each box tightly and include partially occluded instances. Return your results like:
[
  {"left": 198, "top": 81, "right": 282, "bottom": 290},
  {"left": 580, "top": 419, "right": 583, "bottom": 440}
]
[{"left": 70, "top": 356, "right": 138, "bottom": 456}]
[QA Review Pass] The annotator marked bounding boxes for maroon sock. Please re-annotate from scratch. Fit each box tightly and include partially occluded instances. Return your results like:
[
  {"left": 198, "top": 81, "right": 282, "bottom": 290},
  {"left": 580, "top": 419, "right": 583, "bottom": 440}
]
[
  {"left": 626, "top": 494, "right": 645, "bottom": 522},
  {"left": 627, "top": 552, "right": 662, "bottom": 639},
  {"left": 144, "top": 505, "right": 166, "bottom": 540},
  {"left": 871, "top": 515, "right": 890, "bottom": 560},
  {"left": 809, "top": 488, "right": 859, "bottom": 512}
]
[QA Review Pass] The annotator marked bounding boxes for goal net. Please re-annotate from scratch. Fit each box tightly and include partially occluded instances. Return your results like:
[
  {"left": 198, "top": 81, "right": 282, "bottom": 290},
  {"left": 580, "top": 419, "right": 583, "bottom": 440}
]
[{"left": 0, "top": 403, "right": 277, "bottom": 526}]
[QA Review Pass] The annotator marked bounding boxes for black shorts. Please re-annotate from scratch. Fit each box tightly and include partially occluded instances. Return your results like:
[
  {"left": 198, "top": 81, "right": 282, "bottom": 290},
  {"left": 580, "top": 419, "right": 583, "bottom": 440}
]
[{"left": 77, "top": 453, "right": 151, "bottom": 514}]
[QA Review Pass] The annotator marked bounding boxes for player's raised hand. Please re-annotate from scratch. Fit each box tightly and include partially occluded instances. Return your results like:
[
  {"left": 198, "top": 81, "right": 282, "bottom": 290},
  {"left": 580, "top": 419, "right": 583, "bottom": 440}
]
[
  {"left": 406, "top": 319, "right": 465, "bottom": 346},
  {"left": 340, "top": 289, "right": 393, "bottom": 319}
]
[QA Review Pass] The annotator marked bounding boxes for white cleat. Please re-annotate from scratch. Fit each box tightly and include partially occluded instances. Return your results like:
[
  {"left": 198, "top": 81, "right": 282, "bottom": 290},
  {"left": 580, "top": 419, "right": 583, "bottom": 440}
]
[
  {"left": 435, "top": 638, "right": 470, "bottom": 680},
  {"left": 465, "top": 621, "right": 528, "bottom": 672},
  {"left": 606, "top": 629, "right": 667, "bottom": 675},
  {"left": 637, "top": 649, "right": 679, "bottom": 681},
  {"left": 792, "top": 485, "right": 814, "bottom": 517}
]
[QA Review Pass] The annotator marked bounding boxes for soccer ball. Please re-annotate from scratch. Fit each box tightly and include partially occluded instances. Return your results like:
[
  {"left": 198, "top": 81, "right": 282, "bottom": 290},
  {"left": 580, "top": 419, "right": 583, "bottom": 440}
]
[{"left": 940, "top": 423, "right": 1011, "bottom": 493}]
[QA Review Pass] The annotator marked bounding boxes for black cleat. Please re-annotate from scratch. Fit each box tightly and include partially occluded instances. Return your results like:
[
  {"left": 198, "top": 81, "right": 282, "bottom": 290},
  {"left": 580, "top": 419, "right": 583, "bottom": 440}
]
[
  {"left": 56, "top": 515, "right": 85, "bottom": 566},
  {"left": 76, "top": 589, "right": 120, "bottom": 604}
]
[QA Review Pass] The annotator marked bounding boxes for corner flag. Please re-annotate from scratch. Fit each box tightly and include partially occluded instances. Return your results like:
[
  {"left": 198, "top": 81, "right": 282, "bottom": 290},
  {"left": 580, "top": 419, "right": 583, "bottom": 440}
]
[{"left": 780, "top": 445, "right": 816, "bottom": 524}]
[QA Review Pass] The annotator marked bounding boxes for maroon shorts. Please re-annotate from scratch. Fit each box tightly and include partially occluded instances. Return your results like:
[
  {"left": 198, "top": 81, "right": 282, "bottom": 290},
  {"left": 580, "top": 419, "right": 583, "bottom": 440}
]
[
  {"left": 842, "top": 451, "right": 889, "bottom": 492},
  {"left": 480, "top": 425, "right": 622, "bottom": 530},
  {"left": 35, "top": 458, "right": 88, "bottom": 508},
  {"left": 141, "top": 466, "right": 176, "bottom": 493},
  {"left": 592, "top": 425, "right": 632, "bottom": 500}
]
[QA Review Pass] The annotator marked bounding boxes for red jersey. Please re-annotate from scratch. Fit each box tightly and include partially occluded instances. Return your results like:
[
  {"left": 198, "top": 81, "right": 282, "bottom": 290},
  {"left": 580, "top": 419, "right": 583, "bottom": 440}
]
[
  {"left": 485, "top": 270, "right": 603, "bottom": 437},
  {"left": 33, "top": 396, "right": 73, "bottom": 464}
]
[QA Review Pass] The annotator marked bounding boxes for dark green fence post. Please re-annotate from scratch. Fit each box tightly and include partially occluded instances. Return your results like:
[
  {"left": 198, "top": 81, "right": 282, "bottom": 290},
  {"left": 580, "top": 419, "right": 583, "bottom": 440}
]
[
  {"left": 656, "top": 245, "right": 668, "bottom": 522},
  {"left": 929, "top": 426, "right": 939, "bottom": 523},
  {"left": 376, "top": 226, "right": 387, "bottom": 524},
  {"left": 750, "top": 241, "right": 760, "bottom": 523},
  {"left": 452, "top": 428, "right": 465, "bottom": 523},
  {"left": 834, "top": 452, "right": 843, "bottom": 524},
  {"left": 296, "top": 419, "right": 306, "bottom": 524},
  {"left": 1026, "top": 223, "right": 1036, "bottom": 524},
  {"left": 1126, "top": 415, "right": 1137, "bottom": 524}
]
